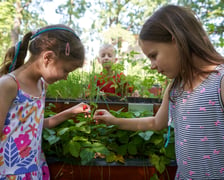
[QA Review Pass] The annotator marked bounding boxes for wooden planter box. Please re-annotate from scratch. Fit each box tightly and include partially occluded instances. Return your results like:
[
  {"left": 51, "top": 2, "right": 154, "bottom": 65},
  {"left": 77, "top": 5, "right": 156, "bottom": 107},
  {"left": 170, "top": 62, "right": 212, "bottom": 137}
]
[
  {"left": 44, "top": 97, "right": 176, "bottom": 179},
  {"left": 47, "top": 158, "right": 177, "bottom": 180},
  {"left": 45, "top": 97, "right": 162, "bottom": 116}
]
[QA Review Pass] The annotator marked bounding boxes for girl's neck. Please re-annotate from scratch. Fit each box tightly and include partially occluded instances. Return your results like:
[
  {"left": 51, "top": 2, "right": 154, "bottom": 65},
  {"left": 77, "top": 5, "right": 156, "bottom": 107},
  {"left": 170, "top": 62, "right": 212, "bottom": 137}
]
[
  {"left": 15, "top": 62, "right": 41, "bottom": 83},
  {"left": 12, "top": 62, "right": 43, "bottom": 97},
  {"left": 183, "top": 54, "right": 218, "bottom": 91},
  {"left": 183, "top": 65, "right": 218, "bottom": 91}
]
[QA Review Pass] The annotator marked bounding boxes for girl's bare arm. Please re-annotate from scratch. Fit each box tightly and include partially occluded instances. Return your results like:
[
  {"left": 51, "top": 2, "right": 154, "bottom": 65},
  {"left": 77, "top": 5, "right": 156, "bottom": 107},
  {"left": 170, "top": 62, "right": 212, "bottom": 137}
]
[
  {"left": 44, "top": 102, "right": 91, "bottom": 128},
  {"left": 0, "top": 76, "right": 17, "bottom": 137},
  {"left": 94, "top": 84, "right": 170, "bottom": 131}
]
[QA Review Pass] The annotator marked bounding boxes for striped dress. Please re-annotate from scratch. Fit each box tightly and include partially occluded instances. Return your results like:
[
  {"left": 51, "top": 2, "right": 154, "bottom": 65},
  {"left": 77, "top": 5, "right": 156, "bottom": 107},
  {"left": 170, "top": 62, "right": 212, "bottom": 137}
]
[{"left": 171, "top": 65, "right": 224, "bottom": 179}]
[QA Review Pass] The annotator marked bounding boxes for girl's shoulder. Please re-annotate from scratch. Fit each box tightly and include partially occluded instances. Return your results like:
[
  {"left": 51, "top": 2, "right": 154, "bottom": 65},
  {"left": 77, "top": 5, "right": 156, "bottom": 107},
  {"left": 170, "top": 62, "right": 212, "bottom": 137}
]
[
  {"left": 0, "top": 74, "right": 18, "bottom": 100},
  {"left": 0, "top": 74, "right": 18, "bottom": 91}
]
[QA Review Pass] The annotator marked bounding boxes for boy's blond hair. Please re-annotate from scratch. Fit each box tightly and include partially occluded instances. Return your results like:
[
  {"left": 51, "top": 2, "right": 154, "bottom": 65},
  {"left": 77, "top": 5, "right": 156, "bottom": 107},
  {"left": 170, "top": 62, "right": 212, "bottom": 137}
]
[{"left": 99, "top": 44, "right": 116, "bottom": 56}]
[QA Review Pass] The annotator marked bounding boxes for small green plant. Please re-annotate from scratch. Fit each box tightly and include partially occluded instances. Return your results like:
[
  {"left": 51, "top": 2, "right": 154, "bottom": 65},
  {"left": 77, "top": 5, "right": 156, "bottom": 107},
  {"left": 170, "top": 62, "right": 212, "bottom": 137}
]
[
  {"left": 46, "top": 70, "right": 89, "bottom": 99},
  {"left": 42, "top": 103, "right": 175, "bottom": 176},
  {"left": 45, "top": 51, "right": 169, "bottom": 100}
]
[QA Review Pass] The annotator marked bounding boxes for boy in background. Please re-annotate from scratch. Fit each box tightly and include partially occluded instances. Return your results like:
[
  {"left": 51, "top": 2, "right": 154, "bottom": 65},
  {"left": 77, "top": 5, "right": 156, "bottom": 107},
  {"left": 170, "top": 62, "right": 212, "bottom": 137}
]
[{"left": 88, "top": 44, "right": 138, "bottom": 97}]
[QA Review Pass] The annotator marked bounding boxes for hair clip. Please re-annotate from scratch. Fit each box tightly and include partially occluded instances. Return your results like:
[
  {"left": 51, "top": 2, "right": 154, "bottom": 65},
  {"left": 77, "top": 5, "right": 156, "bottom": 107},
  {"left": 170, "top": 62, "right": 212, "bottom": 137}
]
[{"left": 65, "top": 42, "right": 70, "bottom": 56}]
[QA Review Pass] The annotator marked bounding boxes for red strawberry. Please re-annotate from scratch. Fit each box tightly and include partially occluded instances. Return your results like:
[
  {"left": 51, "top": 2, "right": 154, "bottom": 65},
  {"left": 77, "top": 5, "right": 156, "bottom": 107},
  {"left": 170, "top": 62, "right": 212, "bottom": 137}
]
[
  {"left": 83, "top": 104, "right": 88, "bottom": 110},
  {"left": 98, "top": 111, "right": 103, "bottom": 115}
]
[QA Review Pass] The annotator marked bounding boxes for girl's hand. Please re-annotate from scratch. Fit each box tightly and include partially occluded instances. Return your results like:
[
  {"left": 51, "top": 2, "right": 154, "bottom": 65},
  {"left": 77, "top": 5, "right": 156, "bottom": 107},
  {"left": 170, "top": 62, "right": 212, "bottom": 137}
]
[
  {"left": 69, "top": 102, "right": 91, "bottom": 117},
  {"left": 93, "top": 109, "right": 115, "bottom": 125}
]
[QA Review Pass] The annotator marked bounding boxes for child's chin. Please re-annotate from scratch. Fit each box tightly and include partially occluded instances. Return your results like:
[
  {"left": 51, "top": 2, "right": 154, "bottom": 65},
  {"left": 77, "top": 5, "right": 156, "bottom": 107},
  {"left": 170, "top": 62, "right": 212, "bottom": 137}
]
[{"left": 103, "top": 64, "right": 112, "bottom": 68}]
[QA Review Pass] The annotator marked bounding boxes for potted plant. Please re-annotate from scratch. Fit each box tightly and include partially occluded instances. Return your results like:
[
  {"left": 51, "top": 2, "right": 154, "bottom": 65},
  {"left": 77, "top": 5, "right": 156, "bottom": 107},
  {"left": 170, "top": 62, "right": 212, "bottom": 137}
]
[{"left": 43, "top": 103, "right": 176, "bottom": 180}]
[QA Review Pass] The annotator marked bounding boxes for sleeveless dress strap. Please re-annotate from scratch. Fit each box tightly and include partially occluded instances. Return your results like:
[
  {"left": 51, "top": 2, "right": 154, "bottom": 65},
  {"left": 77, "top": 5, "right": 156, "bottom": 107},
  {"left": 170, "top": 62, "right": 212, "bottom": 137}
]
[
  {"left": 7, "top": 73, "right": 20, "bottom": 90},
  {"left": 7, "top": 74, "right": 46, "bottom": 98},
  {"left": 40, "top": 77, "right": 46, "bottom": 96}
]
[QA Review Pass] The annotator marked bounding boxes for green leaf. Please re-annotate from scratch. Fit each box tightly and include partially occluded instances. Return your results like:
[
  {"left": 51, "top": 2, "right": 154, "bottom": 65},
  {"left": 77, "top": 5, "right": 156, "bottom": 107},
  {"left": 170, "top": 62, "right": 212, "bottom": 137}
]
[
  {"left": 127, "top": 143, "right": 137, "bottom": 155},
  {"left": 45, "top": 135, "right": 60, "bottom": 145},
  {"left": 117, "top": 144, "right": 127, "bottom": 156},
  {"left": 80, "top": 148, "right": 95, "bottom": 165},
  {"left": 106, "top": 153, "right": 125, "bottom": 164},
  {"left": 106, "top": 152, "right": 117, "bottom": 163},
  {"left": 91, "top": 143, "right": 110, "bottom": 155},
  {"left": 43, "top": 128, "right": 56, "bottom": 135},
  {"left": 138, "top": 131, "right": 154, "bottom": 141},
  {"left": 164, "top": 143, "right": 176, "bottom": 159},
  {"left": 42, "top": 129, "right": 60, "bottom": 145},
  {"left": 150, "top": 154, "right": 169, "bottom": 174},
  {"left": 72, "top": 136, "right": 88, "bottom": 142},
  {"left": 69, "top": 141, "right": 81, "bottom": 158},
  {"left": 57, "top": 127, "right": 69, "bottom": 136},
  {"left": 76, "top": 121, "right": 87, "bottom": 127},
  {"left": 150, "top": 173, "right": 160, "bottom": 180},
  {"left": 118, "top": 132, "right": 129, "bottom": 144},
  {"left": 150, "top": 134, "right": 164, "bottom": 145},
  {"left": 78, "top": 126, "right": 91, "bottom": 133},
  {"left": 63, "top": 143, "right": 70, "bottom": 155}
]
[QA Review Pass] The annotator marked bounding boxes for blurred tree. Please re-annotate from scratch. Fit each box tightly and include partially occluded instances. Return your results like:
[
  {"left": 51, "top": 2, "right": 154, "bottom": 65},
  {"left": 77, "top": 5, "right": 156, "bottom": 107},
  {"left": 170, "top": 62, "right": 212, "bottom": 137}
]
[
  {"left": 178, "top": 0, "right": 224, "bottom": 53},
  {"left": 89, "top": 0, "right": 167, "bottom": 49},
  {"left": 91, "top": 0, "right": 166, "bottom": 34},
  {"left": 0, "top": 1, "right": 15, "bottom": 62},
  {"left": 0, "top": 0, "right": 47, "bottom": 63},
  {"left": 55, "top": 0, "right": 90, "bottom": 35}
]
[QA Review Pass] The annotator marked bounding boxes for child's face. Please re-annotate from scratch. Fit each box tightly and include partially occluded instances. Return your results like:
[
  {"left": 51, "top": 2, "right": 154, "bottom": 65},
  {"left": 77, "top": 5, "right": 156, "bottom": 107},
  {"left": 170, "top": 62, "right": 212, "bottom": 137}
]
[
  {"left": 42, "top": 57, "right": 81, "bottom": 84},
  {"left": 98, "top": 47, "right": 116, "bottom": 68},
  {"left": 139, "top": 39, "right": 180, "bottom": 79}
]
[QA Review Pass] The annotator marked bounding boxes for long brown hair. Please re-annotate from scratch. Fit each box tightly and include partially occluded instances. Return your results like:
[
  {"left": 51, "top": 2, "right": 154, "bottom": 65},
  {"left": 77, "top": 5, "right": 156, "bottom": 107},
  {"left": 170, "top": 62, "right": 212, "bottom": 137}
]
[
  {"left": 0, "top": 24, "right": 85, "bottom": 76},
  {"left": 139, "top": 5, "right": 224, "bottom": 98}
]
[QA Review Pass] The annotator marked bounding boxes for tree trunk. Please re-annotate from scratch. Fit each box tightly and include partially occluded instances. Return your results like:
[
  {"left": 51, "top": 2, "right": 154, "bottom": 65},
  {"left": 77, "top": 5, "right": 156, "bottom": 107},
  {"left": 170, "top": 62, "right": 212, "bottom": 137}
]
[{"left": 11, "top": 1, "right": 22, "bottom": 45}]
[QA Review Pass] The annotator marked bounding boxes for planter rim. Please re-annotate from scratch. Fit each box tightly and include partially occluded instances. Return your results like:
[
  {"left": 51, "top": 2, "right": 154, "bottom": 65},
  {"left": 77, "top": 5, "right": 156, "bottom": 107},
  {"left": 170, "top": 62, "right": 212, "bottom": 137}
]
[
  {"left": 46, "top": 157, "right": 176, "bottom": 167},
  {"left": 45, "top": 97, "right": 162, "bottom": 104}
]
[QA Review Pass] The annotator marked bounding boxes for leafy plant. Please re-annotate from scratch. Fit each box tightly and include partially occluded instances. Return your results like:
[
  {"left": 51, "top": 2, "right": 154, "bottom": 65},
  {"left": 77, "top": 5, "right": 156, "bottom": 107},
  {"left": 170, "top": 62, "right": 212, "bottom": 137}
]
[
  {"left": 45, "top": 50, "right": 169, "bottom": 100},
  {"left": 46, "top": 70, "right": 89, "bottom": 99},
  {"left": 42, "top": 103, "right": 175, "bottom": 176}
]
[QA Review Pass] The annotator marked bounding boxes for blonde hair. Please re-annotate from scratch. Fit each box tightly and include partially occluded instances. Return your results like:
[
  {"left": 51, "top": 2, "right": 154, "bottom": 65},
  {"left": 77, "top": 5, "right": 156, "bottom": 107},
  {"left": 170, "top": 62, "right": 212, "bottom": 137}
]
[{"left": 99, "top": 44, "right": 116, "bottom": 56}]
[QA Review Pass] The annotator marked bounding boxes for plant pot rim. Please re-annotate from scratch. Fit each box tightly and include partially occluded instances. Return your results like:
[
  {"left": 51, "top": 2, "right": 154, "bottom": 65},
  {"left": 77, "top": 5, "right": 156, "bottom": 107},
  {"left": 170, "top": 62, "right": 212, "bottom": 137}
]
[
  {"left": 46, "top": 156, "right": 176, "bottom": 167},
  {"left": 45, "top": 97, "right": 162, "bottom": 104}
]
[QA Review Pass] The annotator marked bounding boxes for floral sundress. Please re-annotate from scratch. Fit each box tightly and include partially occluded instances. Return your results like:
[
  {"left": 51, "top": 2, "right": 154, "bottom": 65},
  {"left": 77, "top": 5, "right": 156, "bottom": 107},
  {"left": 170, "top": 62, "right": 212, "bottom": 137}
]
[{"left": 0, "top": 74, "right": 50, "bottom": 180}]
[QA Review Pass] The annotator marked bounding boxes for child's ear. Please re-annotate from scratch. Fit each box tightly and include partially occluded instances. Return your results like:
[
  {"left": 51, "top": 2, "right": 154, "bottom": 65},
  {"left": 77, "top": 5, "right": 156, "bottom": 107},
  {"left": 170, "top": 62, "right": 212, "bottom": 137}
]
[
  {"left": 43, "top": 51, "right": 55, "bottom": 65},
  {"left": 172, "top": 36, "right": 177, "bottom": 44},
  {"left": 97, "top": 57, "right": 101, "bottom": 64}
]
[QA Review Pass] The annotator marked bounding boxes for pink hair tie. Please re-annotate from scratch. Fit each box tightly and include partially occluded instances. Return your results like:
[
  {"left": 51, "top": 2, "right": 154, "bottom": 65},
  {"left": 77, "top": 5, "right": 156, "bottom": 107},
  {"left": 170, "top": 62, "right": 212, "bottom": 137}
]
[{"left": 65, "top": 42, "right": 70, "bottom": 56}]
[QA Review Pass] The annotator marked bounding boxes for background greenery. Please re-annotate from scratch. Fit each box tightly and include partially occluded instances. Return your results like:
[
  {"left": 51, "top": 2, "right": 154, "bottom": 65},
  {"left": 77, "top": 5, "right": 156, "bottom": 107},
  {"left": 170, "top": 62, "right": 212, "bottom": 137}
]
[
  {"left": 0, "top": 0, "right": 223, "bottom": 99},
  {"left": 46, "top": 53, "right": 168, "bottom": 99},
  {"left": 0, "top": 0, "right": 223, "bottom": 63}
]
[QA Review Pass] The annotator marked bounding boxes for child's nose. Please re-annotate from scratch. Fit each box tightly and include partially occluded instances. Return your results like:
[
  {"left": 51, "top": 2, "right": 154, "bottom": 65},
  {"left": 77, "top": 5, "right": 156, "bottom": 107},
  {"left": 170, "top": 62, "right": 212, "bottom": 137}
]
[{"left": 151, "top": 62, "right": 157, "bottom": 70}]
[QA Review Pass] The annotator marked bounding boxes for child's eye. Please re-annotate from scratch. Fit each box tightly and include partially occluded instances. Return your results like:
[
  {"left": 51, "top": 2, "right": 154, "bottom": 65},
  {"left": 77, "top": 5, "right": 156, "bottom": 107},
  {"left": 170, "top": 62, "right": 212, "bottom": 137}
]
[{"left": 149, "top": 53, "right": 157, "bottom": 60}]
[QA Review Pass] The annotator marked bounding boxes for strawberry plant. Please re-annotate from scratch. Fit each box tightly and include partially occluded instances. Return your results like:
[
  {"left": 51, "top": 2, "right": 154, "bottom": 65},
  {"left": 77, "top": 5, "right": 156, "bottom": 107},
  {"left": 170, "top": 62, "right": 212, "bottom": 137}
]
[{"left": 42, "top": 103, "right": 175, "bottom": 175}]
